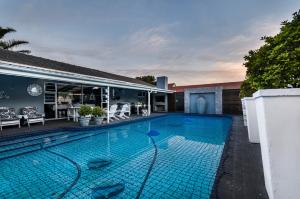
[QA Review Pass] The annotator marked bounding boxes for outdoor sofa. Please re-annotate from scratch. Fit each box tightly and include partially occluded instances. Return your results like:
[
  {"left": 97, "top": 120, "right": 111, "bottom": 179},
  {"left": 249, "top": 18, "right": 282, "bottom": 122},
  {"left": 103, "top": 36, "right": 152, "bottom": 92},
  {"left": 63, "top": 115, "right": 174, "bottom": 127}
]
[
  {"left": 0, "top": 107, "right": 22, "bottom": 131},
  {"left": 21, "top": 106, "right": 45, "bottom": 127}
]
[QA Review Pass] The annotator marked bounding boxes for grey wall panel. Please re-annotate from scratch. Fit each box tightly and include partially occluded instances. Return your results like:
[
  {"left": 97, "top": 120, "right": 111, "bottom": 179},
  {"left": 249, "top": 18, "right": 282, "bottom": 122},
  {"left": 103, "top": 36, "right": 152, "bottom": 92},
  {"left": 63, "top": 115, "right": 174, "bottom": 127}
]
[
  {"left": 189, "top": 93, "right": 216, "bottom": 114},
  {"left": 0, "top": 74, "right": 44, "bottom": 114},
  {"left": 184, "top": 87, "right": 222, "bottom": 114}
]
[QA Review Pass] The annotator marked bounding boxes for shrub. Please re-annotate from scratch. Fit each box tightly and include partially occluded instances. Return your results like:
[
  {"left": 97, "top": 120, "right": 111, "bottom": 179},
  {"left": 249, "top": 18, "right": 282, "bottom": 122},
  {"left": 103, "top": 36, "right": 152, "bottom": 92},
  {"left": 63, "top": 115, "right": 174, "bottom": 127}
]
[
  {"left": 240, "top": 10, "right": 300, "bottom": 97},
  {"left": 92, "top": 106, "right": 105, "bottom": 117},
  {"left": 78, "top": 105, "right": 92, "bottom": 117}
]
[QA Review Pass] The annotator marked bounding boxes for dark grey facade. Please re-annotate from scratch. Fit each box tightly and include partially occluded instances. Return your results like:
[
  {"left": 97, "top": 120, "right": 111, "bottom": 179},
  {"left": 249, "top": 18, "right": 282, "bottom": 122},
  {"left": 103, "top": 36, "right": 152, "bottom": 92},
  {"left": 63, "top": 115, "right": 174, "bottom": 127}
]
[{"left": 0, "top": 75, "right": 44, "bottom": 114}]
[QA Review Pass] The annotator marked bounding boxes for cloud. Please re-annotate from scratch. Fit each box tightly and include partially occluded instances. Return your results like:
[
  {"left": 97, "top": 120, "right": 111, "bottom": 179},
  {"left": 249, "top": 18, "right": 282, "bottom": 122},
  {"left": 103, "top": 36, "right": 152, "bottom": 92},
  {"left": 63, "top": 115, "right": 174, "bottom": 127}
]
[
  {"left": 125, "top": 24, "right": 177, "bottom": 55},
  {"left": 8, "top": 3, "right": 287, "bottom": 86},
  {"left": 115, "top": 64, "right": 246, "bottom": 86}
]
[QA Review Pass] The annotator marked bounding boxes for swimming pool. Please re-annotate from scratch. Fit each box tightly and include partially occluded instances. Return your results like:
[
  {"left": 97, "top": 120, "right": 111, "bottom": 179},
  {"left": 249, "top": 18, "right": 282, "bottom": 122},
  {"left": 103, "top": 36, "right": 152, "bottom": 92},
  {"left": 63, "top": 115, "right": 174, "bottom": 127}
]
[{"left": 0, "top": 114, "right": 232, "bottom": 199}]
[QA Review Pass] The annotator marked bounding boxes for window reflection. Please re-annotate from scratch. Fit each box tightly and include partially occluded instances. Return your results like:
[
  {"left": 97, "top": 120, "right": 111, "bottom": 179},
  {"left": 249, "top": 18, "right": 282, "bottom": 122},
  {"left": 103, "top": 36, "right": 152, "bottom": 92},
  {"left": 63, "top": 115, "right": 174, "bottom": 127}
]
[
  {"left": 57, "top": 84, "right": 82, "bottom": 118},
  {"left": 82, "top": 86, "right": 101, "bottom": 106}
]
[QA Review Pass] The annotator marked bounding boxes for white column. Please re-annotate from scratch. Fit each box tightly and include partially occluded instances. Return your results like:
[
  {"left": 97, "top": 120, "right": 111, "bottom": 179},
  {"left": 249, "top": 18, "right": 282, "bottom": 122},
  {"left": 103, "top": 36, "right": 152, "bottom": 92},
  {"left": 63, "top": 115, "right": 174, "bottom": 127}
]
[
  {"left": 148, "top": 91, "right": 151, "bottom": 116},
  {"left": 165, "top": 94, "right": 168, "bottom": 112},
  {"left": 107, "top": 86, "right": 110, "bottom": 123}
]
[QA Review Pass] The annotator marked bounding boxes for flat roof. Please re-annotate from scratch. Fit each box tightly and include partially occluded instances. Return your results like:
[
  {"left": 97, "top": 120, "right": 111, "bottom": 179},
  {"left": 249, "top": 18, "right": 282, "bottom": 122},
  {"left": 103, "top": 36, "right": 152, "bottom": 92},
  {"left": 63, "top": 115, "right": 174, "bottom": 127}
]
[
  {"left": 168, "top": 81, "right": 243, "bottom": 92},
  {"left": 0, "top": 49, "right": 154, "bottom": 87}
]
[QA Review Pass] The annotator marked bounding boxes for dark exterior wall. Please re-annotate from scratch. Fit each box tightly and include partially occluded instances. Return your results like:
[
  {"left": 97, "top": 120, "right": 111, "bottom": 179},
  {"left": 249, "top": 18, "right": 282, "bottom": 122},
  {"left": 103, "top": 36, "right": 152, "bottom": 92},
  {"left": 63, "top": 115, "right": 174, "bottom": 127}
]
[
  {"left": 167, "top": 93, "right": 175, "bottom": 112},
  {"left": 0, "top": 74, "right": 44, "bottom": 114},
  {"left": 175, "top": 92, "right": 184, "bottom": 112},
  {"left": 222, "top": 89, "right": 242, "bottom": 115},
  {"left": 170, "top": 89, "right": 242, "bottom": 114}
]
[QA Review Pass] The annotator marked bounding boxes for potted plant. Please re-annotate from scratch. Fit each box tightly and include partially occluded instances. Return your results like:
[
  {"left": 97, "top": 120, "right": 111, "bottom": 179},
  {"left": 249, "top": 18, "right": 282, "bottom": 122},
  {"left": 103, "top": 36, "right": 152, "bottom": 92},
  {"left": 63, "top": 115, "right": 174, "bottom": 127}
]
[
  {"left": 78, "top": 105, "right": 92, "bottom": 127},
  {"left": 92, "top": 106, "right": 105, "bottom": 125}
]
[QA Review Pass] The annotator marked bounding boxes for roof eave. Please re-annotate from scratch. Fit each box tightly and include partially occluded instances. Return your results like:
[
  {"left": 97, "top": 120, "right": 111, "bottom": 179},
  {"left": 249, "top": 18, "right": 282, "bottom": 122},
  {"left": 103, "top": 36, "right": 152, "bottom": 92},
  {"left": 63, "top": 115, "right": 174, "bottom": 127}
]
[{"left": 0, "top": 60, "right": 169, "bottom": 92}]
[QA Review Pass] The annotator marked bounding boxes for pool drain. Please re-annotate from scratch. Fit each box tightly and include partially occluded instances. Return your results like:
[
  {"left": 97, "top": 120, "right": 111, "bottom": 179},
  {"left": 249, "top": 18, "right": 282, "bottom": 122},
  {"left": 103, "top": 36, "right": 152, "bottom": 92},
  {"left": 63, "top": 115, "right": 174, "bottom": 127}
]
[
  {"left": 135, "top": 131, "right": 159, "bottom": 199},
  {"left": 87, "top": 158, "right": 112, "bottom": 170},
  {"left": 92, "top": 183, "right": 125, "bottom": 199}
]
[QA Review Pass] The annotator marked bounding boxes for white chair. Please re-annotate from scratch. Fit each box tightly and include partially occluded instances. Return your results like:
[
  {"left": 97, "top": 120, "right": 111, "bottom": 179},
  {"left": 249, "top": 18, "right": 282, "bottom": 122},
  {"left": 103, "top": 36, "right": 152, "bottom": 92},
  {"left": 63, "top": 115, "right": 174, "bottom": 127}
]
[
  {"left": 0, "top": 107, "right": 22, "bottom": 131},
  {"left": 104, "top": 104, "right": 119, "bottom": 121},
  {"left": 21, "top": 106, "right": 45, "bottom": 127},
  {"left": 119, "top": 102, "right": 131, "bottom": 116},
  {"left": 116, "top": 104, "right": 130, "bottom": 119}
]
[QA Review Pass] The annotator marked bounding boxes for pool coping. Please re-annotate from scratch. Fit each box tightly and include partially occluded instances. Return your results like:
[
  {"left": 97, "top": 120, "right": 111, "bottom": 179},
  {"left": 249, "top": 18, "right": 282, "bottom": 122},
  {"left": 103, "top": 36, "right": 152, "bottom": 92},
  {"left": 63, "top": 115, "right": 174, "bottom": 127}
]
[{"left": 210, "top": 115, "right": 233, "bottom": 199}]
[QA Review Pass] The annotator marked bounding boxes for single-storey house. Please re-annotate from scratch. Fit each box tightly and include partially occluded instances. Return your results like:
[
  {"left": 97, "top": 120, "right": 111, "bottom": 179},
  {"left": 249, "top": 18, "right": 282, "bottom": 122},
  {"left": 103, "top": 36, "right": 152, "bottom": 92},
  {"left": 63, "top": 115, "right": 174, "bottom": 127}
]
[{"left": 0, "top": 49, "right": 172, "bottom": 124}]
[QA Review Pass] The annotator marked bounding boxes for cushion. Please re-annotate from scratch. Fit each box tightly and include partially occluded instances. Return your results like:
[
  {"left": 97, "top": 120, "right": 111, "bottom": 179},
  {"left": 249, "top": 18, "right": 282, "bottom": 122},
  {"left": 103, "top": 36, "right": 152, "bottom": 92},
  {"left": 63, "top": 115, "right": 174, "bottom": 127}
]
[
  {"left": 0, "top": 107, "right": 18, "bottom": 121},
  {"left": 22, "top": 107, "right": 43, "bottom": 119}
]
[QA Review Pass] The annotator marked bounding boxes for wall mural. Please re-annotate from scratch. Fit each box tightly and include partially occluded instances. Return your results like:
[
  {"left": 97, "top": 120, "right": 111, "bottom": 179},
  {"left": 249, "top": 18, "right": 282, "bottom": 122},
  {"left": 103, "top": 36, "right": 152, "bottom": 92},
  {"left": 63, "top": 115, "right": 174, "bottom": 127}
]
[
  {"left": 27, "top": 84, "right": 43, "bottom": 96},
  {"left": 0, "top": 91, "right": 10, "bottom": 99}
]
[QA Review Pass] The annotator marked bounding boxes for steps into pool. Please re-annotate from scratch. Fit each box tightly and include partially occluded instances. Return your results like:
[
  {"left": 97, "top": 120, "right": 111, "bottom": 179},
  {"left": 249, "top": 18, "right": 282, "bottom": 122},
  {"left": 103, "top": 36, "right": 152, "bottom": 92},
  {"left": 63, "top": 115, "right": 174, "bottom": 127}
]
[{"left": 0, "top": 130, "right": 101, "bottom": 161}]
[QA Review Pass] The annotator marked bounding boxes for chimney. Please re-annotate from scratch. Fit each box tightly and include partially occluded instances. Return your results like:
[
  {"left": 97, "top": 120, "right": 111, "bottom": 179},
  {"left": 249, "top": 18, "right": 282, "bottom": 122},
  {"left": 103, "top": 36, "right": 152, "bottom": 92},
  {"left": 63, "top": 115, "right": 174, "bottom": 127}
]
[{"left": 156, "top": 76, "right": 168, "bottom": 90}]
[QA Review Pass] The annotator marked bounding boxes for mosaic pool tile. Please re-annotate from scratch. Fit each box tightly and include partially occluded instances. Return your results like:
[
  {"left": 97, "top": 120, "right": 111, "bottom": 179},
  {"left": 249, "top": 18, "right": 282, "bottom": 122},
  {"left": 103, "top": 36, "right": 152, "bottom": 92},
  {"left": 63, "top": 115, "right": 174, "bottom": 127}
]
[{"left": 0, "top": 115, "right": 231, "bottom": 198}]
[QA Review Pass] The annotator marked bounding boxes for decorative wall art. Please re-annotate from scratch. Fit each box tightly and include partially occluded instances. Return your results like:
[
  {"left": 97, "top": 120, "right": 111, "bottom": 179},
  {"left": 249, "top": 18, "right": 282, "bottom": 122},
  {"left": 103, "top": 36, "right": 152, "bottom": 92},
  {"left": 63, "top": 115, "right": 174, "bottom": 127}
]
[
  {"left": 27, "top": 84, "right": 43, "bottom": 96},
  {"left": 0, "top": 91, "right": 10, "bottom": 99}
]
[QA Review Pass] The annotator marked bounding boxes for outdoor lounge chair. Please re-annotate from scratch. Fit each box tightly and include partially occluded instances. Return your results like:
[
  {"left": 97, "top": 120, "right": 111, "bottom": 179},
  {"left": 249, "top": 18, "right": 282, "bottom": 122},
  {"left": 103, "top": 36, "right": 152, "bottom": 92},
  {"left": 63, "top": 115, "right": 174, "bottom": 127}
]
[
  {"left": 104, "top": 104, "right": 119, "bottom": 121},
  {"left": 117, "top": 102, "right": 131, "bottom": 116},
  {"left": 21, "top": 106, "right": 45, "bottom": 127},
  {"left": 0, "top": 107, "right": 21, "bottom": 131},
  {"left": 116, "top": 104, "right": 130, "bottom": 119}
]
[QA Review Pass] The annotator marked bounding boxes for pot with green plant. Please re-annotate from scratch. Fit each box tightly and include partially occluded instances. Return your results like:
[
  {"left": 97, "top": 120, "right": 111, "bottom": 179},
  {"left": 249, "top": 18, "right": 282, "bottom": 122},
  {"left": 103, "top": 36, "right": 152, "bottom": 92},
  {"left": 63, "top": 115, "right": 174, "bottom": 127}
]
[
  {"left": 92, "top": 106, "right": 105, "bottom": 125},
  {"left": 78, "top": 105, "right": 92, "bottom": 127}
]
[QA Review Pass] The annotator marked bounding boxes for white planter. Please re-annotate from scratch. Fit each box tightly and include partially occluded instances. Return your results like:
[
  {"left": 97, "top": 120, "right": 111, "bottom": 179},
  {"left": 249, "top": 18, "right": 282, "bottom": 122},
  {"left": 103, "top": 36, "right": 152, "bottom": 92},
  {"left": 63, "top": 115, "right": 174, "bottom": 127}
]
[
  {"left": 244, "top": 97, "right": 259, "bottom": 143},
  {"left": 79, "top": 117, "right": 90, "bottom": 127},
  {"left": 94, "top": 117, "right": 104, "bottom": 126},
  {"left": 253, "top": 88, "right": 300, "bottom": 199}
]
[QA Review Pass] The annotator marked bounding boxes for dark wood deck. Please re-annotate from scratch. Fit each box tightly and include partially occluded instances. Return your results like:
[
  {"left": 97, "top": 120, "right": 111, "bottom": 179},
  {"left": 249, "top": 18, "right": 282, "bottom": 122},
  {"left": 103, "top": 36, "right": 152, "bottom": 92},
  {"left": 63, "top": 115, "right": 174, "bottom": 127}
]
[{"left": 0, "top": 113, "right": 165, "bottom": 140}]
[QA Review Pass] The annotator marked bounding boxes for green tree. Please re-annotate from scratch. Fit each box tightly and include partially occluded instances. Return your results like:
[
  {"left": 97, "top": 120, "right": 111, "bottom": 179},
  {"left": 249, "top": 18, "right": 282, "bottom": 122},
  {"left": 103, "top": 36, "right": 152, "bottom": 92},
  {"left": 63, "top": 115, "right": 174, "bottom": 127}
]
[
  {"left": 136, "top": 75, "right": 156, "bottom": 85},
  {"left": 240, "top": 10, "right": 300, "bottom": 97},
  {"left": 0, "top": 27, "right": 30, "bottom": 54}
]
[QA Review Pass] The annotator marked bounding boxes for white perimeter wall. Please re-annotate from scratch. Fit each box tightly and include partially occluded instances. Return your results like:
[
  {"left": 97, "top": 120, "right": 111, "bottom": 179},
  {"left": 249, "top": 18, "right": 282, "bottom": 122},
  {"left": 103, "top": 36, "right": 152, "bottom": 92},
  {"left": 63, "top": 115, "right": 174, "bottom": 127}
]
[
  {"left": 254, "top": 88, "right": 300, "bottom": 199},
  {"left": 244, "top": 97, "right": 260, "bottom": 143}
]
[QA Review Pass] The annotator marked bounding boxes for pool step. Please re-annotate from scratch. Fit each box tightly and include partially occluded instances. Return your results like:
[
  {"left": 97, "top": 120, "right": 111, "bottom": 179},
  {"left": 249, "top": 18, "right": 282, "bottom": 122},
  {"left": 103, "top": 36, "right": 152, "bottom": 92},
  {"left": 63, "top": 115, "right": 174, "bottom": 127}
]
[
  {"left": 0, "top": 131, "right": 82, "bottom": 154},
  {"left": 0, "top": 130, "right": 73, "bottom": 148},
  {"left": 0, "top": 131, "right": 98, "bottom": 161}
]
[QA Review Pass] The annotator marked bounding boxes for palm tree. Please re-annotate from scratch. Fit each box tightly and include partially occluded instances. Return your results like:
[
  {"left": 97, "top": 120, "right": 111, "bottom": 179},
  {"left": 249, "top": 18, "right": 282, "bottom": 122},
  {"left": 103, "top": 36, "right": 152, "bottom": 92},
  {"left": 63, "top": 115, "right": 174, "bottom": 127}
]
[{"left": 0, "top": 27, "right": 30, "bottom": 54}]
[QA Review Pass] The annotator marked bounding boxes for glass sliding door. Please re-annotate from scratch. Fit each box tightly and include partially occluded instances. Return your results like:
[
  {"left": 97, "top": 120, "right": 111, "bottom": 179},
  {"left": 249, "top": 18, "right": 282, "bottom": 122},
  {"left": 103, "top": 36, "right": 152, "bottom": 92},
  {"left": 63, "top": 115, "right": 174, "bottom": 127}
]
[
  {"left": 44, "top": 82, "right": 57, "bottom": 119},
  {"left": 44, "top": 82, "right": 104, "bottom": 120},
  {"left": 57, "top": 84, "right": 82, "bottom": 118},
  {"left": 82, "top": 86, "right": 101, "bottom": 106}
]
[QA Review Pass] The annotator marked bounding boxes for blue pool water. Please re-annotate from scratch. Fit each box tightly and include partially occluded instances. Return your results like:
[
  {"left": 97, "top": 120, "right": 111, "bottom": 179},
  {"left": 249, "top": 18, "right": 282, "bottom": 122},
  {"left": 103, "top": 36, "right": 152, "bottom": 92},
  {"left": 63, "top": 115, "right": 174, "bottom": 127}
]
[{"left": 0, "top": 114, "right": 232, "bottom": 199}]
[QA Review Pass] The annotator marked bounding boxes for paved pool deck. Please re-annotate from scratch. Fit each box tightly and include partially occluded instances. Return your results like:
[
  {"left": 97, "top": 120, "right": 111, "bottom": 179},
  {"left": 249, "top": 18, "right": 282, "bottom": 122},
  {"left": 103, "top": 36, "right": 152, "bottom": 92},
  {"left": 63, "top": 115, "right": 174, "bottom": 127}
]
[{"left": 211, "top": 116, "right": 269, "bottom": 199}]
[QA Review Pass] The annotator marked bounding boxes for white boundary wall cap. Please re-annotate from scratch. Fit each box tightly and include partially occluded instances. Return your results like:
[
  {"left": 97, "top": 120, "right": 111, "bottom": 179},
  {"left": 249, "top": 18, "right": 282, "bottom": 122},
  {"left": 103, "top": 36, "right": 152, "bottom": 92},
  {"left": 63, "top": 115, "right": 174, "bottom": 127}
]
[{"left": 253, "top": 88, "right": 300, "bottom": 98}]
